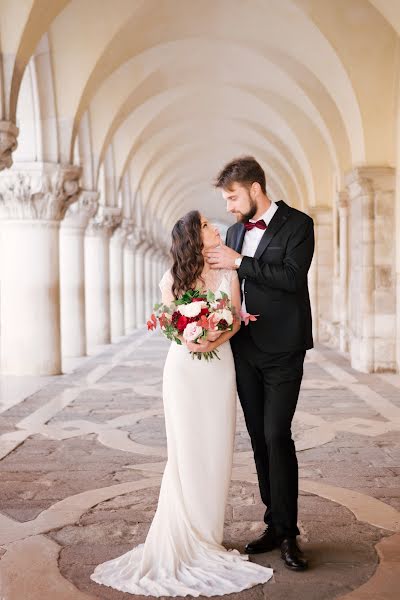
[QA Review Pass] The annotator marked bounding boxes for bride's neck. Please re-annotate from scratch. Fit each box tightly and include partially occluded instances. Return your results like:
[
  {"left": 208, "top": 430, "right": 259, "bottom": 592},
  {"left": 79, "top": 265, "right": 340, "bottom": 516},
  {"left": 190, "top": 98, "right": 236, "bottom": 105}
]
[{"left": 201, "top": 263, "right": 211, "bottom": 276}]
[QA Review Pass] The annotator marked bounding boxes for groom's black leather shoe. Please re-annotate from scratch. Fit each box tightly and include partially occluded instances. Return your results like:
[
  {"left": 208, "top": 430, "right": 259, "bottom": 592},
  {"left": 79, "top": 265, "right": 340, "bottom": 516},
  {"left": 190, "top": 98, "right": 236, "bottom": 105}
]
[
  {"left": 245, "top": 527, "right": 279, "bottom": 554},
  {"left": 280, "top": 537, "right": 308, "bottom": 571}
]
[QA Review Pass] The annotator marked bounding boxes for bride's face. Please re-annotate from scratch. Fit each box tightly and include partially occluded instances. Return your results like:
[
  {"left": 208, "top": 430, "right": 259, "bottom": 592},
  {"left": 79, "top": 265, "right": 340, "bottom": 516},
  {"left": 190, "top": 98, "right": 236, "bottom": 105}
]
[{"left": 200, "top": 216, "right": 220, "bottom": 251}]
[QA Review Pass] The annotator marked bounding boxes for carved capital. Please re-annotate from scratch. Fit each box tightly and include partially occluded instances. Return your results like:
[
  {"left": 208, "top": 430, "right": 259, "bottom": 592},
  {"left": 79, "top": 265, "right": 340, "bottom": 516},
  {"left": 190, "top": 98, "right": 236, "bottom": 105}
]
[
  {"left": 0, "top": 121, "right": 19, "bottom": 170},
  {"left": 345, "top": 166, "right": 395, "bottom": 201},
  {"left": 86, "top": 206, "right": 122, "bottom": 237},
  {"left": 63, "top": 190, "right": 99, "bottom": 228},
  {"left": 111, "top": 217, "right": 134, "bottom": 244},
  {"left": 336, "top": 190, "right": 348, "bottom": 210},
  {"left": 0, "top": 162, "right": 81, "bottom": 220},
  {"left": 128, "top": 226, "right": 146, "bottom": 248},
  {"left": 307, "top": 205, "right": 331, "bottom": 225}
]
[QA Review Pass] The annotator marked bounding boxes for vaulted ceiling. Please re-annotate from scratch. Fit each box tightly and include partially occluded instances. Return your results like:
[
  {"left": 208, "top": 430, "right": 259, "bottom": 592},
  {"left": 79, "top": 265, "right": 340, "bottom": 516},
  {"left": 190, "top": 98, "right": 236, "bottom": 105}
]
[{"left": 0, "top": 0, "right": 398, "bottom": 232}]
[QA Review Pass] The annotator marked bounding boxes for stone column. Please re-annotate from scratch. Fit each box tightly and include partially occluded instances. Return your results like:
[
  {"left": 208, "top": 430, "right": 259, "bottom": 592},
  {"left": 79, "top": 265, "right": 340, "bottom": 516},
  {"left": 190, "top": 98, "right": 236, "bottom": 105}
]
[
  {"left": 157, "top": 250, "right": 171, "bottom": 290},
  {"left": 152, "top": 248, "right": 162, "bottom": 307},
  {"left": 0, "top": 121, "right": 19, "bottom": 170},
  {"left": 143, "top": 243, "right": 155, "bottom": 317},
  {"left": 134, "top": 238, "right": 148, "bottom": 328},
  {"left": 337, "top": 191, "right": 349, "bottom": 353},
  {"left": 110, "top": 218, "right": 132, "bottom": 341},
  {"left": 346, "top": 167, "right": 395, "bottom": 372},
  {"left": 308, "top": 206, "right": 334, "bottom": 344},
  {"left": 123, "top": 227, "right": 137, "bottom": 334},
  {"left": 85, "top": 206, "right": 121, "bottom": 349},
  {"left": 331, "top": 201, "right": 341, "bottom": 347},
  {"left": 397, "top": 169, "right": 400, "bottom": 372},
  {"left": 148, "top": 246, "right": 158, "bottom": 309},
  {"left": 60, "top": 190, "right": 99, "bottom": 357},
  {"left": 0, "top": 163, "right": 81, "bottom": 375}
]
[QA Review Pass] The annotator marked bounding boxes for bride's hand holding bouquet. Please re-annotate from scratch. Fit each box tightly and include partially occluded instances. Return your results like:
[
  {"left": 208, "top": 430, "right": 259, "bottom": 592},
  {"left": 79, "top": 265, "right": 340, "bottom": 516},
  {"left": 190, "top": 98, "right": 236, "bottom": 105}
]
[
  {"left": 147, "top": 288, "right": 238, "bottom": 361},
  {"left": 147, "top": 287, "right": 258, "bottom": 361}
]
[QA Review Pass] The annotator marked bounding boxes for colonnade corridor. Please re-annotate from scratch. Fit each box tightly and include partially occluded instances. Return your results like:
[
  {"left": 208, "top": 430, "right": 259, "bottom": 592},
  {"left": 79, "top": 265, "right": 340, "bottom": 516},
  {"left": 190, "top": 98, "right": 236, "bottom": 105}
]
[{"left": 0, "top": 331, "right": 399, "bottom": 599}]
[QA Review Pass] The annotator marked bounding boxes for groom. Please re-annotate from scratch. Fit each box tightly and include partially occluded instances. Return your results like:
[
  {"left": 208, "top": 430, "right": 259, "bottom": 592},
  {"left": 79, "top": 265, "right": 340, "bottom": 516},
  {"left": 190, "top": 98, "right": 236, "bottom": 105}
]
[{"left": 206, "top": 156, "right": 314, "bottom": 571}]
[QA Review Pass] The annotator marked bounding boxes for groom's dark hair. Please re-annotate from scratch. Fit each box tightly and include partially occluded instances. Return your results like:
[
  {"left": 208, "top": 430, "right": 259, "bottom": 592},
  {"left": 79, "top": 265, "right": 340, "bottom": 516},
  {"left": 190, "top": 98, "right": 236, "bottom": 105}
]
[{"left": 213, "top": 156, "right": 266, "bottom": 194}]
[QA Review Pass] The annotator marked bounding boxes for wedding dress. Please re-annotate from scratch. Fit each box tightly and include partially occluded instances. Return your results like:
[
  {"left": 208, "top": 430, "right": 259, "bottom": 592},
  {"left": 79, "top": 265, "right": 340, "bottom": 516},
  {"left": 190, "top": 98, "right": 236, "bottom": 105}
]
[{"left": 90, "top": 268, "right": 273, "bottom": 596}]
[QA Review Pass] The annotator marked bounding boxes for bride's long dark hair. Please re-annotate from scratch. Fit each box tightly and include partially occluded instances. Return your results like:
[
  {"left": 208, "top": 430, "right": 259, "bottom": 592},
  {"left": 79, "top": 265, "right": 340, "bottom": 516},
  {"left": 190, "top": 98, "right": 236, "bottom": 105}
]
[{"left": 170, "top": 210, "right": 205, "bottom": 298}]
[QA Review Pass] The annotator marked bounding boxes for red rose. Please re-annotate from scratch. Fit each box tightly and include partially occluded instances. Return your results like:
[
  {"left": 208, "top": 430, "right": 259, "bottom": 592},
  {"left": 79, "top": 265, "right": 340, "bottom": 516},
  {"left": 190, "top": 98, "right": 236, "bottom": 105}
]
[
  {"left": 200, "top": 307, "right": 210, "bottom": 316},
  {"left": 218, "top": 319, "right": 229, "bottom": 330},
  {"left": 177, "top": 315, "right": 188, "bottom": 332}
]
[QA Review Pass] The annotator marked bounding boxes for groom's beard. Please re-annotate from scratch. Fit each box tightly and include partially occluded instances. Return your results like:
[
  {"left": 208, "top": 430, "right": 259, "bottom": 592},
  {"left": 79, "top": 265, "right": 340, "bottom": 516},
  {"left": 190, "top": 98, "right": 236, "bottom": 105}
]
[{"left": 236, "top": 197, "right": 258, "bottom": 223}]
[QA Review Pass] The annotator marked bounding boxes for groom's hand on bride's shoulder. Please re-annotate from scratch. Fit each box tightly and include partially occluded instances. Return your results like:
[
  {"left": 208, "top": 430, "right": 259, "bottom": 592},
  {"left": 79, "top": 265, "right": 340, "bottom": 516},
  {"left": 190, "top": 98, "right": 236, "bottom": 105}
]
[{"left": 205, "top": 243, "right": 240, "bottom": 270}]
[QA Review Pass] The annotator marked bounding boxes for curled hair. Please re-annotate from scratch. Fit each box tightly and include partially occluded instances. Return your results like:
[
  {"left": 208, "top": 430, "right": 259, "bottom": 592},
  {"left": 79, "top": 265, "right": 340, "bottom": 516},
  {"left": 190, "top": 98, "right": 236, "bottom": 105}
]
[
  {"left": 213, "top": 155, "right": 266, "bottom": 194},
  {"left": 170, "top": 210, "right": 204, "bottom": 298}
]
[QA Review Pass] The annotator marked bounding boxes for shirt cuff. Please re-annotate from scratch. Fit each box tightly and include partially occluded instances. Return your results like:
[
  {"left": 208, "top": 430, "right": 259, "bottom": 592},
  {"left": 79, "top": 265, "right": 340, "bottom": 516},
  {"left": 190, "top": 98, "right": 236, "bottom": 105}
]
[{"left": 234, "top": 255, "right": 243, "bottom": 269}]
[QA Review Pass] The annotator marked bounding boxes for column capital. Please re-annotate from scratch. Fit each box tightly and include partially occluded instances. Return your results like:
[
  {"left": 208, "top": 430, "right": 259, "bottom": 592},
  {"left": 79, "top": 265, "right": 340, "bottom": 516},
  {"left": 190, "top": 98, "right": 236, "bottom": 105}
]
[
  {"left": 86, "top": 206, "right": 122, "bottom": 236},
  {"left": 129, "top": 226, "right": 147, "bottom": 249},
  {"left": 112, "top": 217, "right": 134, "bottom": 244},
  {"left": 62, "top": 190, "right": 99, "bottom": 228},
  {"left": 0, "top": 162, "right": 81, "bottom": 220},
  {"left": 336, "top": 190, "right": 349, "bottom": 213},
  {"left": 307, "top": 205, "right": 331, "bottom": 224},
  {"left": 0, "top": 121, "right": 19, "bottom": 170},
  {"left": 345, "top": 166, "right": 395, "bottom": 199}
]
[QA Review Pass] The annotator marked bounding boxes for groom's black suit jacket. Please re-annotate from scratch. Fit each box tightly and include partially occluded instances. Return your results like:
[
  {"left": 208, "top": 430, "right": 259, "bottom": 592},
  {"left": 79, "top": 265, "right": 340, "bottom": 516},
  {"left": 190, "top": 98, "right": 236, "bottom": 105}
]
[{"left": 226, "top": 200, "right": 314, "bottom": 353}]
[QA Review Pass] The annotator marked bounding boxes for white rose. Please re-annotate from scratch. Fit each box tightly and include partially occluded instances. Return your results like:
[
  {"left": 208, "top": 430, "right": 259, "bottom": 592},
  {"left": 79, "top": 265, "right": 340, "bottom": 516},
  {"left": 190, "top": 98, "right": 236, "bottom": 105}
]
[
  {"left": 179, "top": 301, "right": 206, "bottom": 318},
  {"left": 183, "top": 323, "right": 203, "bottom": 342},
  {"left": 214, "top": 308, "right": 233, "bottom": 326}
]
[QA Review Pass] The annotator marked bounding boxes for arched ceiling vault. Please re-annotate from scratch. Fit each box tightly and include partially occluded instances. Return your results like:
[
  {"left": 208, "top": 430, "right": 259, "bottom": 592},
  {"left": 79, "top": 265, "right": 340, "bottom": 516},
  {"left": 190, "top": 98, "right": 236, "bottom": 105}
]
[
  {"left": 129, "top": 124, "right": 304, "bottom": 216},
  {"left": 2, "top": 0, "right": 399, "bottom": 239},
  {"left": 141, "top": 150, "right": 290, "bottom": 231},
  {"left": 107, "top": 86, "right": 319, "bottom": 199}
]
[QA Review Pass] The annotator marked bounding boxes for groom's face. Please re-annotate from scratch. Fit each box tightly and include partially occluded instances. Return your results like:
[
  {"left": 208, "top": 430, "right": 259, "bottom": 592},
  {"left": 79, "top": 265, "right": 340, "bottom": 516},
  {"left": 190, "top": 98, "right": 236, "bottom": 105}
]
[{"left": 222, "top": 182, "right": 257, "bottom": 223}]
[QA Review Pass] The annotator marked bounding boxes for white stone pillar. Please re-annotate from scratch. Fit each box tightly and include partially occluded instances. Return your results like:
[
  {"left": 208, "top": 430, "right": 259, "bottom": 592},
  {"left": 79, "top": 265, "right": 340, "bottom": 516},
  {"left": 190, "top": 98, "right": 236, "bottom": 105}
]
[
  {"left": 85, "top": 207, "right": 121, "bottom": 349},
  {"left": 123, "top": 226, "right": 136, "bottom": 334},
  {"left": 337, "top": 191, "right": 349, "bottom": 353},
  {"left": 0, "top": 121, "right": 19, "bottom": 170},
  {"left": 331, "top": 201, "right": 340, "bottom": 347},
  {"left": 0, "top": 163, "right": 81, "bottom": 375},
  {"left": 144, "top": 244, "right": 155, "bottom": 317},
  {"left": 159, "top": 253, "right": 169, "bottom": 282},
  {"left": 60, "top": 191, "right": 99, "bottom": 357},
  {"left": 134, "top": 241, "right": 147, "bottom": 328},
  {"left": 110, "top": 218, "right": 132, "bottom": 340},
  {"left": 308, "top": 206, "right": 334, "bottom": 344},
  {"left": 150, "top": 247, "right": 159, "bottom": 309},
  {"left": 346, "top": 167, "right": 395, "bottom": 372},
  {"left": 153, "top": 248, "right": 162, "bottom": 306},
  {"left": 396, "top": 100, "right": 400, "bottom": 373}
]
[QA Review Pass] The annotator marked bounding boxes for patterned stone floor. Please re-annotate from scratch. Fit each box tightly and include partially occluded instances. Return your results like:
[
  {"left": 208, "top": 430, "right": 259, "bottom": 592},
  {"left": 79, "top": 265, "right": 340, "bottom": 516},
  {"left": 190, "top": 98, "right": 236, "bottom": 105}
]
[{"left": 0, "top": 330, "right": 399, "bottom": 600}]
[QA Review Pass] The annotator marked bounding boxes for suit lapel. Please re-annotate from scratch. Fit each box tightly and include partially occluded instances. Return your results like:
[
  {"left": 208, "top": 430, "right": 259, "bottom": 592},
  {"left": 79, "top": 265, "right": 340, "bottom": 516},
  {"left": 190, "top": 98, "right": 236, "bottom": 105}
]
[
  {"left": 253, "top": 201, "right": 290, "bottom": 260},
  {"left": 234, "top": 224, "right": 246, "bottom": 252}
]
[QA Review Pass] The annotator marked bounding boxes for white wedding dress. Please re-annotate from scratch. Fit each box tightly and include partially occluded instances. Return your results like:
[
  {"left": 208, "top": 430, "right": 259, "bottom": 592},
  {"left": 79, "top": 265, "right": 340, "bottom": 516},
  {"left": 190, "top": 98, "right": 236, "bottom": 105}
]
[{"left": 90, "top": 268, "right": 273, "bottom": 596}]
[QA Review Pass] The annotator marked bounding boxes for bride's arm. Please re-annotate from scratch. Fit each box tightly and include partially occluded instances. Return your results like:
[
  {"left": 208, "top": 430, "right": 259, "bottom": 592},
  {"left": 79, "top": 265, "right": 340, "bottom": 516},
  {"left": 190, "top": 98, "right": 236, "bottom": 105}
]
[{"left": 185, "top": 272, "right": 241, "bottom": 353}]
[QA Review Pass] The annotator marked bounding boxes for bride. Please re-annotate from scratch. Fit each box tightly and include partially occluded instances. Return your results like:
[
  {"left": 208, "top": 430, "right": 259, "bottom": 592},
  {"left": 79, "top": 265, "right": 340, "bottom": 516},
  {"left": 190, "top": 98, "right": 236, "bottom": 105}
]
[{"left": 90, "top": 210, "right": 273, "bottom": 596}]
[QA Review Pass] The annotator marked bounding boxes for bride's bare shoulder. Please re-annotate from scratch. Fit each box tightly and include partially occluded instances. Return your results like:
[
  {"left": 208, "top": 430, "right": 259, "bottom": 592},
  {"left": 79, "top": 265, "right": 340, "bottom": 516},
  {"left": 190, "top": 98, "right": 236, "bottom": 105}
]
[
  {"left": 159, "top": 269, "right": 173, "bottom": 287},
  {"left": 222, "top": 268, "right": 238, "bottom": 282}
]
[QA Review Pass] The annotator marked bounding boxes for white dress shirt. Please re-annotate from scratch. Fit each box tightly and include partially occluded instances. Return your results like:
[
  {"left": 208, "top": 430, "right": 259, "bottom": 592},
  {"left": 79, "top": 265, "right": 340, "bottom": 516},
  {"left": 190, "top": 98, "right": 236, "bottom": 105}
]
[{"left": 240, "top": 201, "right": 279, "bottom": 313}]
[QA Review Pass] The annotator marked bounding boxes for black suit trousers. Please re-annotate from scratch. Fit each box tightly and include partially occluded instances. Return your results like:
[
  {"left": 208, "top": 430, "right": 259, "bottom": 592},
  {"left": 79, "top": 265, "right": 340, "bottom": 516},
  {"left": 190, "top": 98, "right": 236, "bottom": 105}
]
[{"left": 231, "top": 325, "right": 305, "bottom": 540}]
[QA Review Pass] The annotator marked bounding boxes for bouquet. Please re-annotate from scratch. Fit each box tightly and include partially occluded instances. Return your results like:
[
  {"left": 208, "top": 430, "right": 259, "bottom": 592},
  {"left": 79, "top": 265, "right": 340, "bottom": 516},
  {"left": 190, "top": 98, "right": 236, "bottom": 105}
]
[{"left": 147, "top": 288, "right": 236, "bottom": 361}]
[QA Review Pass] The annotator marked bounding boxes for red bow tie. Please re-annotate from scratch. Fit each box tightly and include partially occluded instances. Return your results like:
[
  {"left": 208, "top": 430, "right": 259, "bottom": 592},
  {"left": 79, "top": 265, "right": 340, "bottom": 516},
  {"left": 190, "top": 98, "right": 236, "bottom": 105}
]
[{"left": 244, "top": 219, "right": 267, "bottom": 231}]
